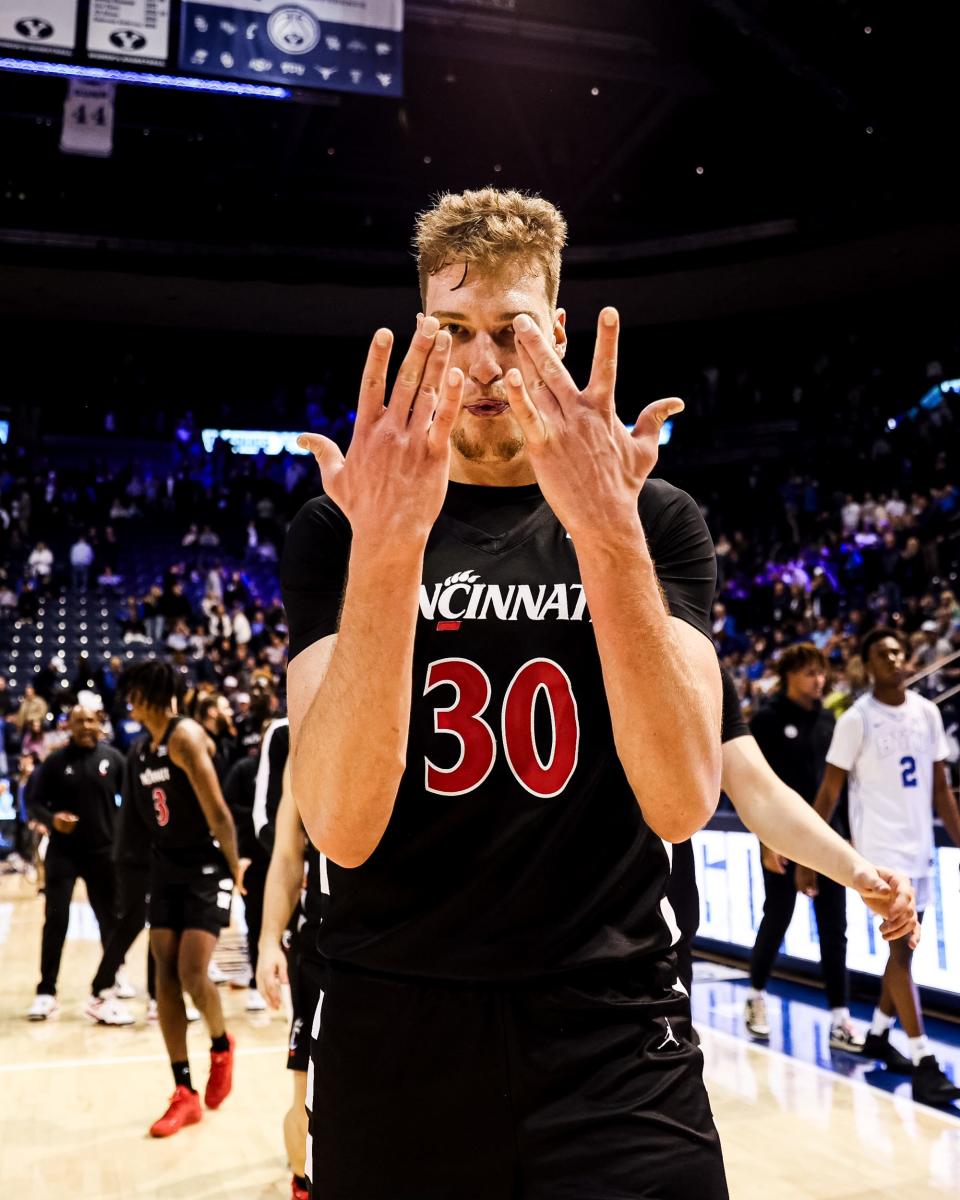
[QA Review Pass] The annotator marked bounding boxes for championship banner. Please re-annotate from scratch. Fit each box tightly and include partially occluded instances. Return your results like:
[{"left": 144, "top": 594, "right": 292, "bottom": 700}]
[
  {"left": 179, "top": 0, "right": 402, "bottom": 95},
  {"left": 59, "top": 76, "right": 115, "bottom": 156},
  {"left": 86, "top": 0, "right": 171, "bottom": 66},
  {"left": 0, "top": 0, "right": 79, "bottom": 55}
]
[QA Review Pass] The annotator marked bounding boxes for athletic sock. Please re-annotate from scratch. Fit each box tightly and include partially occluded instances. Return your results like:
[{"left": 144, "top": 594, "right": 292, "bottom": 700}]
[
  {"left": 830, "top": 1007, "right": 850, "bottom": 1027},
  {"left": 747, "top": 987, "right": 765, "bottom": 1002},
  {"left": 869, "top": 1008, "right": 895, "bottom": 1037},
  {"left": 211, "top": 1032, "right": 230, "bottom": 1053},
  {"left": 908, "top": 1034, "right": 930, "bottom": 1065},
  {"left": 171, "top": 1060, "right": 193, "bottom": 1091}
]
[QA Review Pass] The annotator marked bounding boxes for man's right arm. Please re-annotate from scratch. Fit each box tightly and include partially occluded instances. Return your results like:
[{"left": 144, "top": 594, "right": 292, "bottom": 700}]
[
  {"left": 257, "top": 763, "right": 306, "bottom": 1010},
  {"left": 288, "top": 536, "right": 428, "bottom": 867}
]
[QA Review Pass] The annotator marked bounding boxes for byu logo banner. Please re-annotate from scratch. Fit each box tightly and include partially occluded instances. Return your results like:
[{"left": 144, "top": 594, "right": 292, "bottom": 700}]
[
  {"left": 179, "top": 0, "right": 402, "bottom": 95},
  {"left": 0, "top": 0, "right": 79, "bottom": 55},
  {"left": 86, "top": 0, "right": 171, "bottom": 66}
]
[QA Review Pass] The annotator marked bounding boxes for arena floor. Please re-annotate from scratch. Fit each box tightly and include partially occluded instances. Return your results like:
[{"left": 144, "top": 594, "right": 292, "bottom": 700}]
[{"left": 2, "top": 873, "right": 958, "bottom": 1199}]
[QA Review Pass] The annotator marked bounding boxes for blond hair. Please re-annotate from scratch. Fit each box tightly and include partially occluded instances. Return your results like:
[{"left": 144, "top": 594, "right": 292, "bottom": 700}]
[{"left": 414, "top": 187, "right": 567, "bottom": 308}]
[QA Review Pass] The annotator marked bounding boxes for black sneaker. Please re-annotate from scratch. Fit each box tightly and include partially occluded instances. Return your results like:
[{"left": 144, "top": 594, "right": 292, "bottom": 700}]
[
  {"left": 912, "top": 1055, "right": 960, "bottom": 1106},
  {"left": 862, "top": 1029, "right": 914, "bottom": 1074}
]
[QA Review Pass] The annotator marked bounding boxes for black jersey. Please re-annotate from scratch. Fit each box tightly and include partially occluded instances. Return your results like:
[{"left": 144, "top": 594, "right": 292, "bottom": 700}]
[
  {"left": 282, "top": 477, "right": 716, "bottom": 983},
  {"left": 132, "top": 717, "right": 220, "bottom": 864},
  {"left": 27, "top": 740, "right": 125, "bottom": 855},
  {"left": 668, "top": 667, "right": 749, "bottom": 952}
]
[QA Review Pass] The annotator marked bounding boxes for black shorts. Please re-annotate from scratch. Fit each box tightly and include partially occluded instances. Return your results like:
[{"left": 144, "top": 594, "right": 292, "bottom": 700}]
[
  {"left": 287, "top": 928, "right": 326, "bottom": 1074},
  {"left": 308, "top": 961, "right": 727, "bottom": 1200},
  {"left": 148, "top": 856, "right": 233, "bottom": 936}
]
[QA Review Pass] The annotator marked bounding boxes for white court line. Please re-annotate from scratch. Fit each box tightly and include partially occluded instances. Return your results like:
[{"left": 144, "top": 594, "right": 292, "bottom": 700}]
[
  {"left": 0, "top": 1042, "right": 288, "bottom": 1074},
  {"left": 700, "top": 1024, "right": 960, "bottom": 1131}
]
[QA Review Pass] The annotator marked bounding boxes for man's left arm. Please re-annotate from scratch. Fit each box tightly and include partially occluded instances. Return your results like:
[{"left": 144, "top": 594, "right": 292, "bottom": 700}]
[
  {"left": 169, "top": 719, "right": 242, "bottom": 885},
  {"left": 575, "top": 503, "right": 721, "bottom": 843}
]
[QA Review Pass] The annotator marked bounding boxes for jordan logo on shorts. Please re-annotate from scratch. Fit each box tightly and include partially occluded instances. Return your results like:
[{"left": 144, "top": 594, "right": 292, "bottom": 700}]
[{"left": 656, "top": 1019, "right": 680, "bottom": 1051}]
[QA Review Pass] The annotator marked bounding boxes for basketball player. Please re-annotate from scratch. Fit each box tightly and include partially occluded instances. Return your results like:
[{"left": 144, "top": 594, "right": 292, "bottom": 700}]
[
  {"left": 284, "top": 189, "right": 728, "bottom": 1198},
  {"left": 667, "top": 666, "right": 918, "bottom": 1008},
  {"left": 812, "top": 628, "right": 960, "bottom": 1106},
  {"left": 744, "top": 644, "right": 857, "bottom": 1049},
  {"left": 122, "top": 661, "right": 244, "bottom": 1136},
  {"left": 254, "top": 724, "right": 324, "bottom": 1200},
  {"left": 26, "top": 705, "right": 125, "bottom": 1021}
]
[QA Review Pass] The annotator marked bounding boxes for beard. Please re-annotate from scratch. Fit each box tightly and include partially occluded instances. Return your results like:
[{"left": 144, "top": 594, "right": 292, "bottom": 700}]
[{"left": 452, "top": 425, "right": 526, "bottom": 463}]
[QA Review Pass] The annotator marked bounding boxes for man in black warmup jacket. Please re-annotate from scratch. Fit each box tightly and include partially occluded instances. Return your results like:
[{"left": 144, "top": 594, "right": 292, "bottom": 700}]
[{"left": 27, "top": 705, "right": 124, "bottom": 1021}]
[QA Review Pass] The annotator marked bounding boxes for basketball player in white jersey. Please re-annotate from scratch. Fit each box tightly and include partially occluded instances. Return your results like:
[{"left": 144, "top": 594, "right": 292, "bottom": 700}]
[{"left": 812, "top": 627, "right": 960, "bottom": 1106}]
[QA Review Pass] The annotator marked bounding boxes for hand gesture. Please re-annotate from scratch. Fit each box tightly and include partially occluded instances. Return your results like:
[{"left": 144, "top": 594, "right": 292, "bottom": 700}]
[
  {"left": 298, "top": 317, "right": 464, "bottom": 549},
  {"left": 504, "top": 308, "right": 682, "bottom": 539},
  {"left": 52, "top": 812, "right": 79, "bottom": 835},
  {"left": 851, "top": 864, "right": 919, "bottom": 948},
  {"left": 255, "top": 939, "right": 289, "bottom": 1011}
]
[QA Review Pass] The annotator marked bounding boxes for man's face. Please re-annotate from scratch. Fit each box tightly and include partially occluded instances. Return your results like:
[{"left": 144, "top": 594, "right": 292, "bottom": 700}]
[
  {"left": 868, "top": 636, "right": 907, "bottom": 688},
  {"left": 786, "top": 663, "right": 826, "bottom": 703},
  {"left": 69, "top": 706, "right": 100, "bottom": 748},
  {"left": 424, "top": 259, "right": 566, "bottom": 468}
]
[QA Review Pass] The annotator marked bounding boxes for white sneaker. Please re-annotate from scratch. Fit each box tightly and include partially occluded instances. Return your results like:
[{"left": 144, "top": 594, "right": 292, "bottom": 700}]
[
  {"left": 185, "top": 1003, "right": 201, "bottom": 1022},
  {"left": 85, "top": 994, "right": 135, "bottom": 1026},
  {"left": 146, "top": 999, "right": 158, "bottom": 1023},
  {"left": 245, "top": 988, "right": 267, "bottom": 1012},
  {"left": 744, "top": 995, "right": 770, "bottom": 1040},
  {"left": 113, "top": 969, "right": 136, "bottom": 1000},
  {"left": 27, "top": 993, "right": 60, "bottom": 1021},
  {"left": 829, "top": 1018, "right": 865, "bottom": 1053},
  {"left": 208, "top": 961, "right": 230, "bottom": 985}
]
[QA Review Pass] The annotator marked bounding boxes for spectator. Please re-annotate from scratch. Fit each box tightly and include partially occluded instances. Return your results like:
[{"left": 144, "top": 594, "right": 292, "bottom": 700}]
[
  {"left": 13, "top": 684, "right": 48, "bottom": 732},
  {"left": 28, "top": 542, "right": 53, "bottom": 586},
  {"left": 69, "top": 536, "right": 95, "bottom": 591}
]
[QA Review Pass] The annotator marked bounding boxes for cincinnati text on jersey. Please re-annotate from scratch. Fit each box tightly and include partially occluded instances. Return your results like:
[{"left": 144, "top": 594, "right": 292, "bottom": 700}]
[
  {"left": 419, "top": 572, "right": 589, "bottom": 626},
  {"left": 139, "top": 766, "right": 172, "bottom": 787}
]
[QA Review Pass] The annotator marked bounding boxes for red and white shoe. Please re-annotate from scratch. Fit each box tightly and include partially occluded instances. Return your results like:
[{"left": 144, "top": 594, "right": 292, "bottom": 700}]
[
  {"left": 204, "top": 1033, "right": 235, "bottom": 1109},
  {"left": 291, "top": 1175, "right": 310, "bottom": 1200},
  {"left": 149, "top": 1086, "right": 202, "bottom": 1137}
]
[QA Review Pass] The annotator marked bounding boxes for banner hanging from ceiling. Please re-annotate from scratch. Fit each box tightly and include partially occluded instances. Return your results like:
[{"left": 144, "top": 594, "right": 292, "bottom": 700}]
[
  {"left": 179, "top": 0, "right": 402, "bottom": 95},
  {"left": 86, "top": 0, "right": 172, "bottom": 66},
  {"left": 60, "top": 76, "right": 115, "bottom": 156},
  {"left": 0, "top": 0, "right": 79, "bottom": 55}
]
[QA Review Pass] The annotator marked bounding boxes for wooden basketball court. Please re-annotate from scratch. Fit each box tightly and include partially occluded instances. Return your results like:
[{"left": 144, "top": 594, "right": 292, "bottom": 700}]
[{"left": 2, "top": 872, "right": 958, "bottom": 1199}]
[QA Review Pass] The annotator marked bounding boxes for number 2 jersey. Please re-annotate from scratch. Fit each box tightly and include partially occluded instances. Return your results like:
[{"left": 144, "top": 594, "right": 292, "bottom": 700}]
[
  {"left": 281, "top": 478, "right": 717, "bottom": 983},
  {"left": 826, "top": 690, "right": 949, "bottom": 879}
]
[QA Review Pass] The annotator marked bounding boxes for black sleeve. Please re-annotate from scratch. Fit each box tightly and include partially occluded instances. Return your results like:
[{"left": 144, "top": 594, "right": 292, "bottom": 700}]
[
  {"left": 639, "top": 479, "right": 717, "bottom": 641},
  {"left": 720, "top": 667, "right": 749, "bottom": 743},
  {"left": 280, "top": 496, "right": 352, "bottom": 661},
  {"left": 224, "top": 759, "right": 259, "bottom": 861},
  {"left": 26, "top": 756, "right": 56, "bottom": 827},
  {"left": 748, "top": 704, "right": 777, "bottom": 759}
]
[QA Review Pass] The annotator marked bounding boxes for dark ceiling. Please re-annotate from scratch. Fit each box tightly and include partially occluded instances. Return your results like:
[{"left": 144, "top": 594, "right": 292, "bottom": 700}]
[{"left": 0, "top": 0, "right": 957, "bottom": 329}]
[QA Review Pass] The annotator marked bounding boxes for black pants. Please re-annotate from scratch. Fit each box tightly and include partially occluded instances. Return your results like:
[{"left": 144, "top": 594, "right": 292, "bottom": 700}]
[
  {"left": 91, "top": 862, "right": 154, "bottom": 998},
  {"left": 38, "top": 847, "right": 117, "bottom": 996},
  {"left": 241, "top": 861, "right": 267, "bottom": 986},
  {"left": 311, "top": 962, "right": 728, "bottom": 1200},
  {"left": 749, "top": 861, "right": 848, "bottom": 1009}
]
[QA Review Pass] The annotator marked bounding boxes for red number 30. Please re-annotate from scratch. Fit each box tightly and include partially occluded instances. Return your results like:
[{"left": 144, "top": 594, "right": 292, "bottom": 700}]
[
  {"left": 424, "top": 657, "right": 579, "bottom": 798},
  {"left": 152, "top": 786, "right": 170, "bottom": 828}
]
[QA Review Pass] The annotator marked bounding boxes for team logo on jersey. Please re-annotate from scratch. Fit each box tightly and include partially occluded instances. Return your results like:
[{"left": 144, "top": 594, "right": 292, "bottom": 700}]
[
  {"left": 139, "top": 765, "right": 171, "bottom": 787},
  {"left": 656, "top": 1018, "right": 680, "bottom": 1051},
  {"left": 420, "top": 571, "right": 589, "bottom": 630},
  {"left": 98, "top": 758, "right": 111, "bottom": 776}
]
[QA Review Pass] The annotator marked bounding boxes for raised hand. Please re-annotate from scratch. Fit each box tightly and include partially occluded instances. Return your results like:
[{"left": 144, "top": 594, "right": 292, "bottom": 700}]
[
  {"left": 298, "top": 316, "right": 464, "bottom": 548},
  {"left": 504, "top": 307, "right": 682, "bottom": 539}
]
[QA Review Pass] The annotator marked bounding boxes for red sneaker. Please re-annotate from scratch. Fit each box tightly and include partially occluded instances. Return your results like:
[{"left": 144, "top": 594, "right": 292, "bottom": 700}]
[
  {"left": 149, "top": 1085, "right": 202, "bottom": 1137},
  {"left": 291, "top": 1176, "right": 310, "bottom": 1200},
  {"left": 204, "top": 1033, "right": 235, "bottom": 1109}
]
